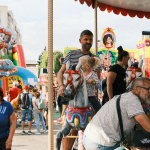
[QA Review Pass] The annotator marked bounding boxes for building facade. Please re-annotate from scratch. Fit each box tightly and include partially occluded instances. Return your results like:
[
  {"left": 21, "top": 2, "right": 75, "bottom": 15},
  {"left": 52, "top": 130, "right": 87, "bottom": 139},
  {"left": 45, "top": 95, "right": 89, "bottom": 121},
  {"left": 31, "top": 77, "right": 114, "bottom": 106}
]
[{"left": 26, "top": 60, "right": 38, "bottom": 79}]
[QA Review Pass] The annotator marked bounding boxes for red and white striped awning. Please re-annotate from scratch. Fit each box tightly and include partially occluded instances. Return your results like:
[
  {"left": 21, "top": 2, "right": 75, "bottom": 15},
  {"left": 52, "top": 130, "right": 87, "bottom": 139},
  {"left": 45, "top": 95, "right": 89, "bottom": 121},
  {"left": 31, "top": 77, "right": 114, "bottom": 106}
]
[{"left": 75, "top": 0, "right": 150, "bottom": 19}]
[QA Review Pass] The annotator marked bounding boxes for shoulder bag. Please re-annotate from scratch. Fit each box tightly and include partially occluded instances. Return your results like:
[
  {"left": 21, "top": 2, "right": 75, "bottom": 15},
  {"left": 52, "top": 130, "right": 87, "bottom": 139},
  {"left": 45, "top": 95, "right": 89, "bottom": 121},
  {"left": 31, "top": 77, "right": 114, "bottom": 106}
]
[{"left": 116, "top": 95, "right": 131, "bottom": 150}]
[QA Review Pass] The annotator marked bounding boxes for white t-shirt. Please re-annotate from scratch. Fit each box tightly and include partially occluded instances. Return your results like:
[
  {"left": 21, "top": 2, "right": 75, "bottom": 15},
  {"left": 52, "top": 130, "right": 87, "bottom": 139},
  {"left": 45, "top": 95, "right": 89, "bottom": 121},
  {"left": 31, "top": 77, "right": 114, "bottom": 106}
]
[
  {"left": 84, "top": 92, "right": 144, "bottom": 146},
  {"left": 39, "top": 91, "right": 45, "bottom": 100}
]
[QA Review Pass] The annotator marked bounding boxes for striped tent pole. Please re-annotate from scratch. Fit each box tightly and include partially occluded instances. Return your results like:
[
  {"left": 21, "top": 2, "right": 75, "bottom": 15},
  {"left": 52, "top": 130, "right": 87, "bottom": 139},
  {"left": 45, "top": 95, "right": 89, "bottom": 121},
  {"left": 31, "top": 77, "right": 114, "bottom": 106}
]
[{"left": 48, "top": 0, "right": 54, "bottom": 149}]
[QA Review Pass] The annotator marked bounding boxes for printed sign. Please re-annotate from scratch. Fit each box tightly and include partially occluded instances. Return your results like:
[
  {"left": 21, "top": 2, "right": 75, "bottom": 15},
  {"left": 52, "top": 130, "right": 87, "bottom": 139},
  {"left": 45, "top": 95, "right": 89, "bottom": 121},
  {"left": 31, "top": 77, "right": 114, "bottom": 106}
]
[{"left": 101, "top": 27, "right": 116, "bottom": 49}]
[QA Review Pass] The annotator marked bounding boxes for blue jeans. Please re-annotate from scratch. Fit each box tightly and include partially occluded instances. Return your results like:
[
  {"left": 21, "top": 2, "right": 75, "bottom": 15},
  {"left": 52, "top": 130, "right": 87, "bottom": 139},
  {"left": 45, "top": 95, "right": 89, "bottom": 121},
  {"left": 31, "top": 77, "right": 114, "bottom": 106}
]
[
  {"left": 33, "top": 109, "right": 46, "bottom": 132},
  {"left": 83, "top": 135, "right": 120, "bottom": 150}
]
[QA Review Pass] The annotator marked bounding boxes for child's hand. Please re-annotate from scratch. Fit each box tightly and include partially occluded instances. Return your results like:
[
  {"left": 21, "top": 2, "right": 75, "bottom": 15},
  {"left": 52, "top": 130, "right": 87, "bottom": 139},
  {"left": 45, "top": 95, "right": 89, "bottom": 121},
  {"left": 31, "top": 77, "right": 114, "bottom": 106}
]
[{"left": 87, "top": 79, "right": 95, "bottom": 84}]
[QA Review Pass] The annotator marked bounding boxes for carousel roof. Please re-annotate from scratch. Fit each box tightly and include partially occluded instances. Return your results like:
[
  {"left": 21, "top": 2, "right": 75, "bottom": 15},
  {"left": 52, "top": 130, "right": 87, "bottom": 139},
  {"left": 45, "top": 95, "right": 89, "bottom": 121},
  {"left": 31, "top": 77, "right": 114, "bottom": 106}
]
[{"left": 75, "top": 0, "right": 150, "bottom": 19}]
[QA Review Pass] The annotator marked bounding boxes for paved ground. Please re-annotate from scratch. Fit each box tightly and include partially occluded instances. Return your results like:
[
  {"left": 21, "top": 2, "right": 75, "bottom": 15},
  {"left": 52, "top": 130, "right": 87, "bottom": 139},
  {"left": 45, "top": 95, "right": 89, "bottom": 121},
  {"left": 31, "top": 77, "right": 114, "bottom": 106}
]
[{"left": 12, "top": 108, "right": 62, "bottom": 150}]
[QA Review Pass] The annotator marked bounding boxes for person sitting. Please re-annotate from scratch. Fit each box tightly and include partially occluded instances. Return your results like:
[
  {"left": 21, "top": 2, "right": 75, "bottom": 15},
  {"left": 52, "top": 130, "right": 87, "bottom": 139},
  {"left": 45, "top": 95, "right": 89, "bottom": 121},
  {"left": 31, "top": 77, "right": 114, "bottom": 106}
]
[
  {"left": 83, "top": 77, "right": 150, "bottom": 150},
  {"left": 79, "top": 55, "right": 101, "bottom": 113}
]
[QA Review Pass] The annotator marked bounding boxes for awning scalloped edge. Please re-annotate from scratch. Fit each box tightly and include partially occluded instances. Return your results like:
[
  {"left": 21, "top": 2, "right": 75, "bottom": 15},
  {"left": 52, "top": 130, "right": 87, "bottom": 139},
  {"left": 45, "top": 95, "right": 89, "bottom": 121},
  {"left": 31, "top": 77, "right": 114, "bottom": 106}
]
[{"left": 75, "top": 0, "right": 150, "bottom": 19}]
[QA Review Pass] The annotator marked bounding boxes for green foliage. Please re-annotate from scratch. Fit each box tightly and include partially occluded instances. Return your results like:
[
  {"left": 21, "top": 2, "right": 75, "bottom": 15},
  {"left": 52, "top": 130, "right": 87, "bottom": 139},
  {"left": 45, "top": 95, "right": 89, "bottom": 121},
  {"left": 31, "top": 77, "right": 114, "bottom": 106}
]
[
  {"left": 38, "top": 49, "right": 63, "bottom": 77},
  {"left": 38, "top": 48, "right": 48, "bottom": 77},
  {"left": 53, "top": 51, "right": 63, "bottom": 74}
]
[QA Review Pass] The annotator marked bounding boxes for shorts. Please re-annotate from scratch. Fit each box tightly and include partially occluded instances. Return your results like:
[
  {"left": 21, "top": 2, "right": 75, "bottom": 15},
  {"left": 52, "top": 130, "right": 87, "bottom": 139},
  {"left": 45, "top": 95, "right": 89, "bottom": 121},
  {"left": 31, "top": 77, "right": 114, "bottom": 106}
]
[{"left": 21, "top": 109, "right": 32, "bottom": 121}]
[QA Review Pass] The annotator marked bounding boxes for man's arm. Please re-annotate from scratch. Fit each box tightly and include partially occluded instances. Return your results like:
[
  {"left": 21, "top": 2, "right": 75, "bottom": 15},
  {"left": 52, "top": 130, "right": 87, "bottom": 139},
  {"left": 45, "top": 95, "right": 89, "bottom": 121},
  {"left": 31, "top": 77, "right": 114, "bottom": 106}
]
[
  {"left": 57, "top": 64, "right": 66, "bottom": 97},
  {"left": 134, "top": 114, "right": 150, "bottom": 132},
  {"left": 7, "top": 94, "right": 10, "bottom": 102}
]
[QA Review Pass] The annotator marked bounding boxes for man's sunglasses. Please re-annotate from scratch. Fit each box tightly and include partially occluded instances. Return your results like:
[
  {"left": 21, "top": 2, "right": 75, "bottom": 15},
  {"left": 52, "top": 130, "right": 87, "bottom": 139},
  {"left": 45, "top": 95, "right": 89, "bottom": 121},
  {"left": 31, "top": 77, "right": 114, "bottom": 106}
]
[{"left": 136, "top": 86, "right": 150, "bottom": 92}]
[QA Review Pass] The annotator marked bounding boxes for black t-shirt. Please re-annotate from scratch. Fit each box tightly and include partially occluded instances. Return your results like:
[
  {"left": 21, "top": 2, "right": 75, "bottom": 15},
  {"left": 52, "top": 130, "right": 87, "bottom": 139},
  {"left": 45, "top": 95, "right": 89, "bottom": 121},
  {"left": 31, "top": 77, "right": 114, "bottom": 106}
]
[
  {"left": 108, "top": 64, "right": 126, "bottom": 96},
  {"left": 17, "top": 85, "right": 22, "bottom": 91}
]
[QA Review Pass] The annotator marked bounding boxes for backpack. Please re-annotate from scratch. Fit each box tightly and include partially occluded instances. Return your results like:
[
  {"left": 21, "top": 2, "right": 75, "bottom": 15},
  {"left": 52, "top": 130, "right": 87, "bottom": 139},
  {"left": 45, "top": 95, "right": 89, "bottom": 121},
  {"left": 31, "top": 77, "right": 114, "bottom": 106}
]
[
  {"left": 37, "top": 98, "right": 46, "bottom": 110},
  {"left": 21, "top": 93, "right": 30, "bottom": 109}
]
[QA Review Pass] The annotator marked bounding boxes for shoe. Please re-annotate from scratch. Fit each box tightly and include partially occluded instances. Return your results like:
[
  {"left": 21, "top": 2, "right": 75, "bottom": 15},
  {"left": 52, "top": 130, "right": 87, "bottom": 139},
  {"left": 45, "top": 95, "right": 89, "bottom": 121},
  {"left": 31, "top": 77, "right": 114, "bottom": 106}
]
[
  {"left": 56, "top": 117, "right": 62, "bottom": 123},
  {"left": 34, "top": 132, "right": 41, "bottom": 135},
  {"left": 44, "top": 130, "right": 48, "bottom": 133},
  {"left": 28, "top": 131, "right": 32, "bottom": 135},
  {"left": 22, "top": 130, "right": 26, "bottom": 135}
]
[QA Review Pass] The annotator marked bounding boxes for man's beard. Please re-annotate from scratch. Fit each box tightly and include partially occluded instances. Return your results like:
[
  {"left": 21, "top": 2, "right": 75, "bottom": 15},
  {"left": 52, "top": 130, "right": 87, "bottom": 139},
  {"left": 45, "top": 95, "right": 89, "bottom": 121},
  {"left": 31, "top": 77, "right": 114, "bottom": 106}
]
[
  {"left": 139, "top": 93, "right": 150, "bottom": 104},
  {"left": 82, "top": 44, "right": 92, "bottom": 52},
  {"left": 145, "top": 95, "right": 150, "bottom": 104}
]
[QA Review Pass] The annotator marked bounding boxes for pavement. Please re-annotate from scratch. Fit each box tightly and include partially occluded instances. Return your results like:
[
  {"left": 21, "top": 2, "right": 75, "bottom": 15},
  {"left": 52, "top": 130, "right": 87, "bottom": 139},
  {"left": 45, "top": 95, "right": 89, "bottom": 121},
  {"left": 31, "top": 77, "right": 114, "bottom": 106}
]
[{"left": 12, "top": 108, "right": 62, "bottom": 150}]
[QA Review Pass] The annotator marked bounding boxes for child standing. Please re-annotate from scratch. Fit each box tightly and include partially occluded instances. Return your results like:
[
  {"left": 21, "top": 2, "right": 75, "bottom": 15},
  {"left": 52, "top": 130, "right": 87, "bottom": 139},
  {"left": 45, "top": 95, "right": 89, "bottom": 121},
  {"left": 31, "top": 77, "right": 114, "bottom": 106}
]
[{"left": 79, "top": 55, "right": 101, "bottom": 113}]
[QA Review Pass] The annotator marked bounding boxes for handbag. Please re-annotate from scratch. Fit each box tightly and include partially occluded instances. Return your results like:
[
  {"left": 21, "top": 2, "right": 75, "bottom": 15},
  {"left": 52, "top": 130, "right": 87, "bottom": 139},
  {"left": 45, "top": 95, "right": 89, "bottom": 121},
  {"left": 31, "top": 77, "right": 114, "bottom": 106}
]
[
  {"left": 116, "top": 95, "right": 131, "bottom": 149},
  {"left": 38, "top": 98, "right": 46, "bottom": 110}
]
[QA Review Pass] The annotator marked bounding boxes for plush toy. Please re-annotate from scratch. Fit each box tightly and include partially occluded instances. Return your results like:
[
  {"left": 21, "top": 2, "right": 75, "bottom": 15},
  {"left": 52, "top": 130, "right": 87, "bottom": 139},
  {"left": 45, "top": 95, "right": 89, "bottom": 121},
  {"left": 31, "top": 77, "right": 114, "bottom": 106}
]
[{"left": 11, "top": 93, "right": 21, "bottom": 111}]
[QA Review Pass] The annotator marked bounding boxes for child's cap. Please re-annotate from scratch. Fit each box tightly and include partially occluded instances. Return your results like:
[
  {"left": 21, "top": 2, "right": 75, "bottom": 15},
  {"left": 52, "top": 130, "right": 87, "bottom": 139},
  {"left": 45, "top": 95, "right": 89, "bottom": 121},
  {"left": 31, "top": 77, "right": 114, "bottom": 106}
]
[{"left": 23, "top": 85, "right": 29, "bottom": 90}]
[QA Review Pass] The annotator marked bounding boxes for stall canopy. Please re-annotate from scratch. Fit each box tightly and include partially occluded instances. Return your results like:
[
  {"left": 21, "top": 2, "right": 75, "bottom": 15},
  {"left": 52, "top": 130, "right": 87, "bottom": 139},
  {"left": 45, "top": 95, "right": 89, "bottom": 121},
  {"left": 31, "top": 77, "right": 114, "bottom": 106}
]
[{"left": 75, "top": 0, "right": 150, "bottom": 19}]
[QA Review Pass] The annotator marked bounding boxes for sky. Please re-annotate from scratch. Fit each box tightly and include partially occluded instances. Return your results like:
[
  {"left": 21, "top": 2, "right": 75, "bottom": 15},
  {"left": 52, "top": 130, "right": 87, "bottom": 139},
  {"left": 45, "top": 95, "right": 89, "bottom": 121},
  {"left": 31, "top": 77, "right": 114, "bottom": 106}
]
[{"left": 1, "top": 0, "right": 150, "bottom": 61}]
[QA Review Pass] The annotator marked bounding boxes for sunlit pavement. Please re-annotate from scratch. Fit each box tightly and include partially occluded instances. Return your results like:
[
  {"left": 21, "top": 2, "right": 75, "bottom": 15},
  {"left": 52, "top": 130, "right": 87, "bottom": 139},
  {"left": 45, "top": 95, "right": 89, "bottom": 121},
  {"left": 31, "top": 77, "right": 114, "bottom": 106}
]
[{"left": 12, "top": 108, "right": 62, "bottom": 150}]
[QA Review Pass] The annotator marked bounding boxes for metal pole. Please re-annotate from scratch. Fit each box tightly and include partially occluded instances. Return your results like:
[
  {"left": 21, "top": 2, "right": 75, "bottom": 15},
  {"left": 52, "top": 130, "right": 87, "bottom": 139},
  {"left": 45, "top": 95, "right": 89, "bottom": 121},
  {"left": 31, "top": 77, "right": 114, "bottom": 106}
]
[
  {"left": 48, "top": 0, "right": 54, "bottom": 149},
  {"left": 94, "top": 0, "right": 98, "bottom": 55}
]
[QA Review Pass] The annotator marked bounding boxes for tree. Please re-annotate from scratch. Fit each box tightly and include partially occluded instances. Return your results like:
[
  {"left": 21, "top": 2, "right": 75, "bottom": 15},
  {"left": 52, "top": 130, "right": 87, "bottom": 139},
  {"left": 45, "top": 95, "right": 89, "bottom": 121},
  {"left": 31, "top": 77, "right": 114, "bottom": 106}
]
[
  {"left": 53, "top": 51, "right": 63, "bottom": 74},
  {"left": 37, "top": 49, "right": 63, "bottom": 77},
  {"left": 38, "top": 47, "right": 48, "bottom": 77}
]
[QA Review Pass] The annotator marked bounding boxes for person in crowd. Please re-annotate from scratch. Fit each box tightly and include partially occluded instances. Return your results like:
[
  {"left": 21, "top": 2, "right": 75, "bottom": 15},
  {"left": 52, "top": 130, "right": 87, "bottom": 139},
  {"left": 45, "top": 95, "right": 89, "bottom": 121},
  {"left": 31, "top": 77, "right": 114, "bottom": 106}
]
[
  {"left": 3, "top": 91, "right": 8, "bottom": 101},
  {"left": 28, "top": 85, "right": 34, "bottom": 95},
  {"left": 79, "top": 55, "right": 101, "bottom": 113},
  {"left": 0, "top": 87, "right": 16, "bottom": 150},
  {"left": 44, "top": 86, "right": 48, "bottom": 130},
  {"left": 7, "top": 81, "right": 22, "bottom": 102},
  {"left": 103, "top": 34, "right": 113, "bottom": 48},
  {"left": 58, "top": 29, "right": 101, "bottom": 97},
  {"left": 57, "top": 29, "right": 101, "bottom": 149},
  {"left": 32, "top": 91, "right": 47, "bottom": 134},
  {"left": 20, "top": 85, "right": 33, "bottom": 135},
  {"left": 57, "top": 30, "right": 101, "bottom": 123},
  {"left": 17, "top": 80, "right": 22, "bottom": 91},
  {"left": 83, "top": 77, "right": 150, "bottom": 150},
  {"left": 33, "top": 84, "right": 37, "bottom": 92},
  {"left": 103, "top": 46, "right": 129, "bottom": 105},
  {"left": 37, "top": 85, "right": 46, "bottom": 101},
  {"left": 56, "top": 84, "right": 63, "bottom": 123}
]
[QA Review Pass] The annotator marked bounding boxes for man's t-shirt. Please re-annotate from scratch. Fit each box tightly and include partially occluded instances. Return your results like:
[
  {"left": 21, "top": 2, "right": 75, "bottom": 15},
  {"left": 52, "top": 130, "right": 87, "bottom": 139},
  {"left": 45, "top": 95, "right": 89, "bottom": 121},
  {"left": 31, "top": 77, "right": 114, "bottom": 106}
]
[
  {"left": 63, "top": 49, "right": 101, "bottom": 70},
  {"left": 8, "top": 87, "right": 22, "bottom": 102},
  {"left": 84, "top": 92, "right": 144, "bottom": 146},
  {"left": 0, "top": 100, "right": 14, "bottom": 139}
]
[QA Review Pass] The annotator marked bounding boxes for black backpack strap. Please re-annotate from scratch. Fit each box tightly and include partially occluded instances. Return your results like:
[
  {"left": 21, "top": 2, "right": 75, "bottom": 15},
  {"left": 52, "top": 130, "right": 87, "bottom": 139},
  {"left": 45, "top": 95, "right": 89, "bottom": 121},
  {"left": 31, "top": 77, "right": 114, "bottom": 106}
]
[{"left": 116, "top": 95, "right": 124, "bottom": 141}]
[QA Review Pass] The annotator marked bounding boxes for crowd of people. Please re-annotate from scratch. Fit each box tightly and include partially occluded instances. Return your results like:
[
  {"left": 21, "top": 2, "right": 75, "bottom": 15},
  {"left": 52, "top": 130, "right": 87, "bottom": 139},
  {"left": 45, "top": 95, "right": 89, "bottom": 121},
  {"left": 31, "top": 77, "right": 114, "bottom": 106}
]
[
  {"left": 0, "top": 29, "right": 150, "bottom": 150},
  {"left": 0, "top": 80, "right": 48, "bottom": 149}
]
